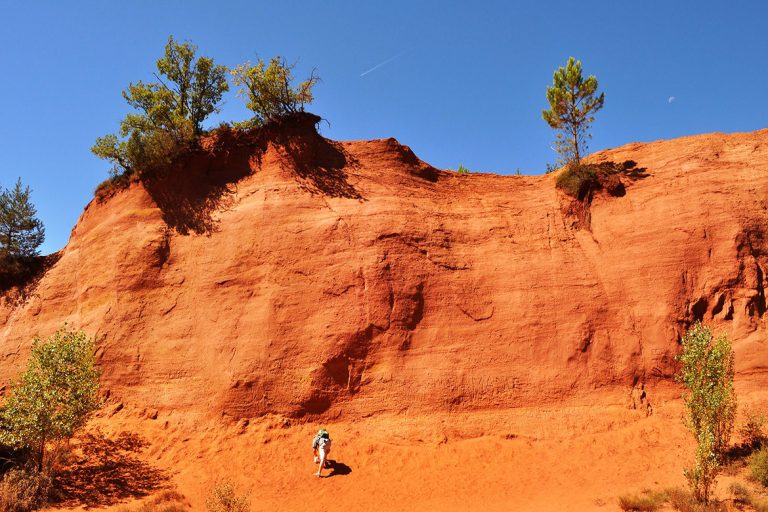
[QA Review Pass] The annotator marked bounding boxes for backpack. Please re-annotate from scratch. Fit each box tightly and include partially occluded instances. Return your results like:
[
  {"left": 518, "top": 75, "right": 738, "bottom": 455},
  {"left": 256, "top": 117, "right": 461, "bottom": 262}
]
[{"left": 312, "top": 429, "right": 330, "bottom": 449}]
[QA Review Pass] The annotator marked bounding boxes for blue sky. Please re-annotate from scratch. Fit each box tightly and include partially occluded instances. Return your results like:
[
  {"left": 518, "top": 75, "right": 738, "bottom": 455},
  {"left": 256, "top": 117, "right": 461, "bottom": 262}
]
[{"left": 0, "top": 0, "right": 766, "bottom": 254}]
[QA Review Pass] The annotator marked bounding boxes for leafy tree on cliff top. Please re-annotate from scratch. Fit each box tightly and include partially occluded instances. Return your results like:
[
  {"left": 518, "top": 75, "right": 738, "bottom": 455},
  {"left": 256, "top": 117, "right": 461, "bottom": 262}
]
[
  {"left": 0, "top": 178, "right": 45, "bottom": 260},
  {"left": 230, "top": 56, "right": 319, "bottom": 127},
  {"left": 542, "top": 57, "right": 604, "bottom": 165},
  {"left": 675, "top": 322, "right": 736, "bottom": 504},
  {"left": 92, "top": 35, "right": 229, "bottom": 177},
  {"left": 0, "top": 326, "right": 101, "bottom": 471}
]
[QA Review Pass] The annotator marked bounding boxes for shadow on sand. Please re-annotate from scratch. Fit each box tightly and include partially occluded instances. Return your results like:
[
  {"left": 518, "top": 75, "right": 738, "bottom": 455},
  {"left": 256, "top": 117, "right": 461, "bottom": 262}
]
[
  {"left": 322, "top": 459, "right": 352, "bottom": 478},
  {"left": 53, "top": 431, "right": 170, "bottom": 508}
]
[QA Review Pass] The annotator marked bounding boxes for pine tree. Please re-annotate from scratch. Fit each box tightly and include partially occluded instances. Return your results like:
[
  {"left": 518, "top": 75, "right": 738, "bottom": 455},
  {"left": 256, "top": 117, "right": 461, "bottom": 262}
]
[
  {"left": 0, "top": 178, "right": 45, "bottom": 259},
  {"left": 542, "top": 57, "right": 604, "bottom": 165}
]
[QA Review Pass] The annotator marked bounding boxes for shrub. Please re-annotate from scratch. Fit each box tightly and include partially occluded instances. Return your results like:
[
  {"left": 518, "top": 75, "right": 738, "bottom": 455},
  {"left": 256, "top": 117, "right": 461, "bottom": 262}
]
[
  {"left": 230, "top": 56, "right": 319, "bottom": 127},
  {"left": 92, "top": 117, "right": 195, "bottom": 182},
  {"left": 205, "top": 481, "right": 250, "bottom": 512},
  {"left": 0, "top": 466, "right": 51, "bottom": 512},
  {"left": 555, "top": 162, "right": 598, "bottom": 199},
  {"left": 618, "top": 489, "right": 669, "bottom": 511},
  {"left": 750, "top": 446, "right": 768, "bottom": 487},
  {"left": 740, "top": 411, "right": 767, "bottom": 448},
  {"left": 457, "top": 165, "right": 470, "bottom": 174},
  {"left": 0, "top": 326, "right": 101, "bottom": 471},
  {"left": 728, "top": 482, "right": 750, "bottom": 504},
  {"left": 94, "top": 171, "right": 133, "bottom": 202},
  {"left": 675, "top": 323, "right": 736, "bottom": 504},
  {"left": 728, "top": 482, "right": 768, "bottom": 512},
  {"left": 667, "top": 487, "right": 726, "bottom": 512}
]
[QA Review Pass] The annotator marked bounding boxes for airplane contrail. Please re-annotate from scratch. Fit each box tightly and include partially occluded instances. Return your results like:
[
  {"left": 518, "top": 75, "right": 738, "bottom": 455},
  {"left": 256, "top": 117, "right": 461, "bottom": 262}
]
[{"left": 360, "top": 50, "right": 409, "bottom": 77}]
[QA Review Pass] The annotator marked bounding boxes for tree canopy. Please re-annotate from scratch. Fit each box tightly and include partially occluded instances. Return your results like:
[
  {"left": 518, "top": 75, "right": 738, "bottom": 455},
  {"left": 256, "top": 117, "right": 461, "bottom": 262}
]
[
  {"left": 92, "top": 36, "right": 229, "bottom": 177},
  {"left": 0, "top": 326, "right": 101, "bottom": 471},
  {"left": 0, "top": 178, "right": 45, "bottom": 260},
  {"left": 123, "top": 35, "right": 229, "bottom": 137},
  {"left": 542, "top": 57, "right": 604, "bottom": 165},
  {"left": 675, "top": 322, "right": 737, "bottom": 503},
  {"left": 230, "top": 56, "right": 319, "bottom": 126}
]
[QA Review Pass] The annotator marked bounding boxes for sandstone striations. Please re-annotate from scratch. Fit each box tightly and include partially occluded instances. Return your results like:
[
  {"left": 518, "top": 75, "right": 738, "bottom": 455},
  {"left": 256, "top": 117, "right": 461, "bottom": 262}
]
[{"left": 1, "top": 118, "right": 767, "bottom": 424}]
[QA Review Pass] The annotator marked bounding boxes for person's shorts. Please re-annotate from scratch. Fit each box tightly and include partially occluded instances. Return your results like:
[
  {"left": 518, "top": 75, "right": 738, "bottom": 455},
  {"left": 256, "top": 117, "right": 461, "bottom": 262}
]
[{"left": 319, "top": 441, "right": 331, "bottom": 459}]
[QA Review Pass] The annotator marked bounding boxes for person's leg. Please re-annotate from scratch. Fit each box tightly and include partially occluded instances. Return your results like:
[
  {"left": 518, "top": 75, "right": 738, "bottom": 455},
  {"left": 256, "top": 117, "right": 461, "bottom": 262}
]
[{"left": 315, "top": 447, "right": 327, "bottom": 477}]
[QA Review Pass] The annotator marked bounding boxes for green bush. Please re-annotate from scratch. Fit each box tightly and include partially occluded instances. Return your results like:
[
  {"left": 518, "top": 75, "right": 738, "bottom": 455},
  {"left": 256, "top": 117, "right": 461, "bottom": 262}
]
[
  {"left": 0, "top": 326, "right": 101, "bottom": 471},
  {"left": 457, "top": 165, "right": 471, "bottom": 174},
  {"left": 92, "top": 116, "right": 195, "bottom": 182},
  {"left": 555, "top": 162, "right": 598, "bottom": 199},
  {"left": 675, "top": 323, "right": 736, "bottom": 504},
  {"left": 0, "top": 466, "right": 51, "bottom": 512},
  {"left": 230, "top": 56, "right": 319, "bottom": 127},
  {"left": 750, "top": 446, "right": 768, "bottom": 486}
]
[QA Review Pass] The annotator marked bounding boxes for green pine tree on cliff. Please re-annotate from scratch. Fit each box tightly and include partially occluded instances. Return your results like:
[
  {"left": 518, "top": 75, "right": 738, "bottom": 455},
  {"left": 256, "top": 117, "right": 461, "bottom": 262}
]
[
  {"left": 542, "top": 57, "right": 604, "bottom": 165},
  {"left": 0, "top": 178, "right": 45, "bottom": 260}
]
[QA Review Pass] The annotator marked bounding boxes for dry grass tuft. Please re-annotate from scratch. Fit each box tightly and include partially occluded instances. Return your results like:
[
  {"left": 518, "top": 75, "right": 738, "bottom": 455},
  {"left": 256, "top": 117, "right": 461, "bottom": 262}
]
[
  {"left": 751, "top": 446, "right": 768, "bottom": 487},
  {"left": 666, "top": 487, "right": 727, "bottom": 512},
  {"left": 728, "top": 482, "right": 768, "bottom": 512},
  {"left": 618, "top": 489, "right": 669, "bottom": 511},
  {"left": 205, "top": 480, "right": 250, "bottom": 512},
  {"left": 117, "top": 489, "right": 190, "bottom": 512},
  {"left": 0, "top": 467, "right": 52, "bottom": 512}
]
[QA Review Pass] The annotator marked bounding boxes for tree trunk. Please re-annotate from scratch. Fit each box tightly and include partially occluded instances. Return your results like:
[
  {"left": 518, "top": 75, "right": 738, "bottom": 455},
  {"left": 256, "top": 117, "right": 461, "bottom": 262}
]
[
  {"left": 573, "top": 128, "right": 580, "bottom": 163},
  {"left": 38, "top": 437, "right": 45, "bottom": 472}
]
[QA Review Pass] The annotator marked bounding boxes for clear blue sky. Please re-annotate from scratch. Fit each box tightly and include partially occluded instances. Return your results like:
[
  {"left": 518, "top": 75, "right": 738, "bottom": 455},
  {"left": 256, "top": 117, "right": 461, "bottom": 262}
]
[{"left": 0, "top": 0, "right": 766, "bottom": 255}]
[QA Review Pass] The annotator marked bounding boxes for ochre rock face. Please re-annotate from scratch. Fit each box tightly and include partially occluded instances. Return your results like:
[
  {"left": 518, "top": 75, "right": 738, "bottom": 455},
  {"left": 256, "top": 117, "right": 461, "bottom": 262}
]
[{"left": 1, "top": 122, "right": 766, "bottom": 420}]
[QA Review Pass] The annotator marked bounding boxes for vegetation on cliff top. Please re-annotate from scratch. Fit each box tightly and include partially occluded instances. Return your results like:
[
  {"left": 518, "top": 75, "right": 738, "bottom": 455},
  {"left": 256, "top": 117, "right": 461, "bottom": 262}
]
[
  {"left": 91, "top": 36, "right": 320, "bottom": 199},
  {"left": 542, "top": 56, "right": 604, "bottom": 167},
  {"left": 0, "top": 178, "right": 46, "bottom": 290},
  {"left": 91, "top": 36, "right": 229, "bottom": 181},
  {"left": 230, "top": 56, "right": 319, "bottom": 128},
  {"left": 0, "top": 178, "right": 44, "bottom": 261}
]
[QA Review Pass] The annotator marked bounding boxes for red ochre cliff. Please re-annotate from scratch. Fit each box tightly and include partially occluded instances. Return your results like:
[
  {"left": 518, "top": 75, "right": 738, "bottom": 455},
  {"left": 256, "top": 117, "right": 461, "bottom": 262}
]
[{"left": 1, "top": 116, "right": 766, "bottom": 421}]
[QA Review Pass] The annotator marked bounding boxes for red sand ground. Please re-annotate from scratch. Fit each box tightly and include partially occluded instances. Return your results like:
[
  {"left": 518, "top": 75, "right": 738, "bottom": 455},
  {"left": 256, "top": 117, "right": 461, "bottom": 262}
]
[
  {"left": 1, "top": 117, "right": 766, "bottom": 510},
  {"left": 47, "top": 382, "right": 768, "bottom": 511}
]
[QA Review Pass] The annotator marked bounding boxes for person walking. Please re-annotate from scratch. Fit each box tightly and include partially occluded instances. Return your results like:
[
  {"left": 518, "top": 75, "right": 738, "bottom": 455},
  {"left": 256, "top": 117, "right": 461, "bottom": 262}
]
[{"left": 312, "top": 429, "right": 332, "bottom": 477}]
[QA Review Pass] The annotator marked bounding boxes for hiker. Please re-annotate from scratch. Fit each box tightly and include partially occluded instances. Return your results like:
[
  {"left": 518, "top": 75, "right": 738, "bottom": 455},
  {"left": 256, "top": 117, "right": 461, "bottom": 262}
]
[{"left": 312, "top": 429, "right": 332, "bottom": 477}]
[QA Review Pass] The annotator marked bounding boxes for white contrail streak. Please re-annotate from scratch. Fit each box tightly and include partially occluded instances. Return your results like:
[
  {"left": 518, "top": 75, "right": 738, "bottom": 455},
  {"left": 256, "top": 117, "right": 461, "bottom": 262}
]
[{"left": 360, "top": 51, "right": 408, "bottom": 77}]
